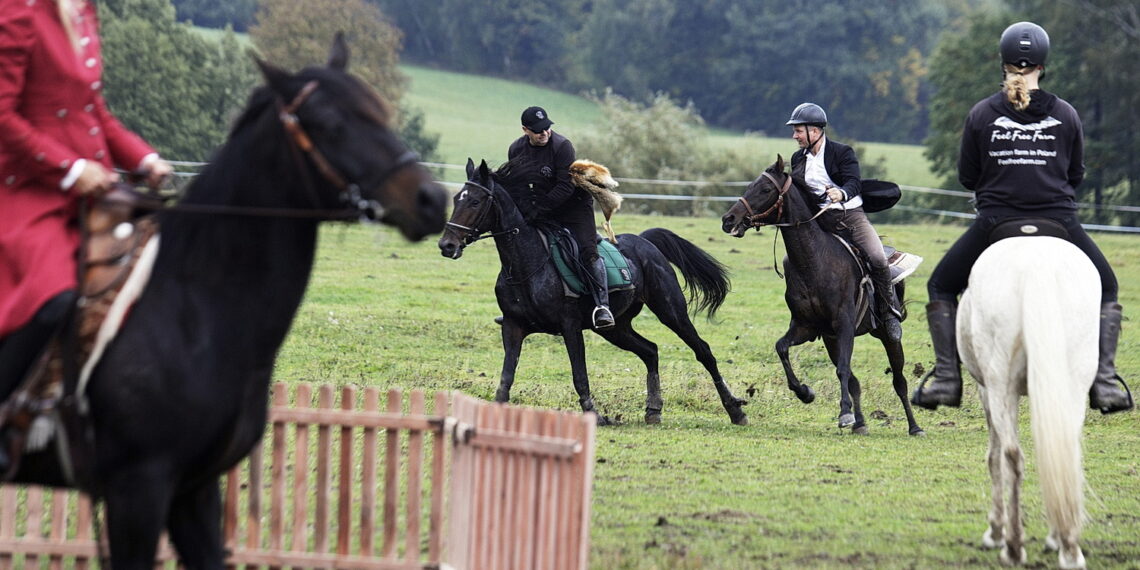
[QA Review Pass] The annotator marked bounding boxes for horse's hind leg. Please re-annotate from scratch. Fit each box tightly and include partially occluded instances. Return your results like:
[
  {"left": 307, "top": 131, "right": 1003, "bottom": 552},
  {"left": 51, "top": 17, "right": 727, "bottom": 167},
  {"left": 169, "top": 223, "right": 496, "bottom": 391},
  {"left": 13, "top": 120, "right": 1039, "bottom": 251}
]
[
  {"left": 596, "top": 319, "right": 665, "bottom": 424},
  {"left": 166, "top": 480, "right": 225, "bottom": 570},
  {"left": 776, "top": 323, "right": 820, "bottom": 404},
  {"left": 980, "top": 387, "right": 1007, "bottom": 551},
  {"left": 644, "top": 296, "right": 748, "bottom": 425},
  {"left": 882, "top": 337, "right": 924, "bottom": 435},
  {"left": 982, "top": 385, "right": 1027, "bottom": 565}
]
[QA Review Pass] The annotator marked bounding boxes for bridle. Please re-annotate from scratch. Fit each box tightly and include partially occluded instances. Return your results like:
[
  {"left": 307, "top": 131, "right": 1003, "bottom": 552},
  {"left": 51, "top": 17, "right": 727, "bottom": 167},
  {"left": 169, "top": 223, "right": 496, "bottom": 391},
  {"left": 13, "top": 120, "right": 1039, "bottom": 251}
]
[
  {"left": 735, "top": 169, "right": 828, "bottom": 230},
  {"left": 123, "top": 80, "right": 421, "bottom": 221},
  {"left": 275, "top": 80, "right": 420, "bottom": 221},
  {"left": 444, "top": 180, "right": 519, "bottom": 244}
]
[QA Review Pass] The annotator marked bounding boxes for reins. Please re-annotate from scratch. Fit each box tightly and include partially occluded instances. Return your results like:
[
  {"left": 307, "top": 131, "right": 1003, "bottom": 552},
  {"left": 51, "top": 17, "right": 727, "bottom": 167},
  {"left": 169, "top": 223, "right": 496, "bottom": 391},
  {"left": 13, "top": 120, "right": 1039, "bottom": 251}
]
[
  {"left": 737, "top": 169, "right": 835, "bottom": 279},
  {"left": 122, "top": 80, "right": 421, "bottom": 222}
]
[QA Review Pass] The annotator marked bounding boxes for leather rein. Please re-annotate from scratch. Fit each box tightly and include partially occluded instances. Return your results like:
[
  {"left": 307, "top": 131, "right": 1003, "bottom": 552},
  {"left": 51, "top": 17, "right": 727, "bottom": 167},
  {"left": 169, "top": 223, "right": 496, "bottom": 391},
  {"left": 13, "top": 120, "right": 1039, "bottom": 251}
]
[
  {"left": 123, "top": 80, "right": 419, "bottom": 222},
  {"left": 736, "top": 170, "right": 829, "bottom": 229},
  {"left": 444, "top": 180, "right": 519, "bottom": 244}
]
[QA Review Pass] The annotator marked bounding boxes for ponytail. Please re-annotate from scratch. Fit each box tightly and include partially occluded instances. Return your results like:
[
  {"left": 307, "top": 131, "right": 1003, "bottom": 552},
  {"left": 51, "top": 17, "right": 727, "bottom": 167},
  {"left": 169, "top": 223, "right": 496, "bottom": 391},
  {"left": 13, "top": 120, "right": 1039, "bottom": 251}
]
[{"left": 1002, "top": 63, "right": 1037, "bottom": 111}]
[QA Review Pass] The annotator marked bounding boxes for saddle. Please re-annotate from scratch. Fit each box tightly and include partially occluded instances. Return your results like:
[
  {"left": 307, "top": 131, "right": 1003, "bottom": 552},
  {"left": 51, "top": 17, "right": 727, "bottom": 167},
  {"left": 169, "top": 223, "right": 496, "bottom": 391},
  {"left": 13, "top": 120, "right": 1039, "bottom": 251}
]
[
  {"left": 987, "top": 217, "right": 1070, "bottom": 244},
  {"left": 0, "top": 187, "right": 161, "bottom": 483},
  {"left": 542, "top": 228, "right": 634, "bottom": 298}
]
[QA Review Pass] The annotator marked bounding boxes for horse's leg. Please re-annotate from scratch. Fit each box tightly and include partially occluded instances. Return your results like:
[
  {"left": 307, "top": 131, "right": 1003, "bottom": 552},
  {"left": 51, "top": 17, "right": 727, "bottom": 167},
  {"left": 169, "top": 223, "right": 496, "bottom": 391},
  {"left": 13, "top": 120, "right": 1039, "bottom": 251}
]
[
  {"left": 643, "top": 295, "right": 748, "bottom": 426},
  {"left": 166, "top": 480, "right": 225, "bottom": 570},
  {"left": 988, "top": 385, "right": 1027, "bottom": 565},
  {"left": 775, "top": 322, "right": 819, "bottom": 404},
  {"left": 563, "top": 327, "right": 608, "bottom": 424},
  {"left": 495, "top": 320, "right": 527, "bottom": 403},
  {"left": 980, "top": 385, "right": 1007, "bottom": 552},
  {"left": 104, "top": 467, "right": 173, "bottom": 569},
  {"left": 882, "top": 337, "right": 925, "bottom": 436},
  {"left": 595, "top": 316, "right": 665, "bottom": 424},
  {"left": 825, "top": 326, "right": 858, "bottom": 429},
  {"left": 823, "top": 336, "right": 865, "bottom": 434}
]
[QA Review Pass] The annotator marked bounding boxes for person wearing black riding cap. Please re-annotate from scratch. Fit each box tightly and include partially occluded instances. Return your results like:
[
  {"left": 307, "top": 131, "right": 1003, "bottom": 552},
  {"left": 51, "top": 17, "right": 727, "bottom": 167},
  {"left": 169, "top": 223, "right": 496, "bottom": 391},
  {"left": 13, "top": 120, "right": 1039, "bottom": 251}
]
[
  {"left": 506, "top": 106, "right": 614, "bottom": 329},
  {"left": 912, "top": 21, "right": 1133, "bottom": 414},
  {"left": 786, "top": 102, "right": 904, "bottom": 342}
]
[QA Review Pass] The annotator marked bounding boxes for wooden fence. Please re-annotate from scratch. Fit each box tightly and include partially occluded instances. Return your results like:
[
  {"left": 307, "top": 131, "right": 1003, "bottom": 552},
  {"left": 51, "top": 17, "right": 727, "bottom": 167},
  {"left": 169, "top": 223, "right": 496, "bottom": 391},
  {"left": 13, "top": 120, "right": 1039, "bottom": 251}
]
[{"left": 0, "top": 383, "right": 596, "bottom": 569}]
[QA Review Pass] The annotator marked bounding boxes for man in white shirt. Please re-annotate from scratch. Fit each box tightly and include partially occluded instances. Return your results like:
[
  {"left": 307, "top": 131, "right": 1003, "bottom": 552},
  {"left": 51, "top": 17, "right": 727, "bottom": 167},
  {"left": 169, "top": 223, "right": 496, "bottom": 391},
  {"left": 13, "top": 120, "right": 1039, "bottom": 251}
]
[{"left": 787, "top": 103, "right": 903, "bottom": 340}]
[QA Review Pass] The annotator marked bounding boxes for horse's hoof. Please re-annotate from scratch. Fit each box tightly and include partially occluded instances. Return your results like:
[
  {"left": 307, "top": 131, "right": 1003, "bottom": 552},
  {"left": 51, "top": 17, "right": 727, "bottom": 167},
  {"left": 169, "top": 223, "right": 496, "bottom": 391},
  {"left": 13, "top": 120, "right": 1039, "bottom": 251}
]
[
  {"left": 909, "top": 428, "right": 927, "bottom": 437},
  {"left": 852, "top": 425, "right": 869, "bottom": 435},
  {"left": 837, "top": 413, "right": 856, "bottom": 428},
  {"left": 596, "top": 415, "right": 614, "bottom": 427},
  {"left": 731, "top": 413, "right": 749, "bottom": 426},
  {"left": 645, "top": 411, "right": 662, "bottom": 425},
  {"left": 797, "top": 386, "right": 816, "bottom": 404},
  {"left": 982, "top": 528, "right": 1004, "bottom": 550}
]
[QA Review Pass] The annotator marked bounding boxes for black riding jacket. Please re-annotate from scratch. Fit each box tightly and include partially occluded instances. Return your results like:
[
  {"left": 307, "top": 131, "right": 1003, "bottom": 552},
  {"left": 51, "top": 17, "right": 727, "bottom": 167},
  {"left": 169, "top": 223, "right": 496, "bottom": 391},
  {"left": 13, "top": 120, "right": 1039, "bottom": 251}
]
[{"left": 958, "top": 90, "right": 1085, "bottom": 218}]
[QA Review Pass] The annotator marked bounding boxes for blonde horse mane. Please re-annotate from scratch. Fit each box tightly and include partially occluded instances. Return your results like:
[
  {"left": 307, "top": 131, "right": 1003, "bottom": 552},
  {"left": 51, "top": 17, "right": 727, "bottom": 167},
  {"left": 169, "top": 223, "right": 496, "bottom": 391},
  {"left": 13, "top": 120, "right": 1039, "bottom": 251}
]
[{"left": 570, "top": 159, "right": 622, "bottom": 243}]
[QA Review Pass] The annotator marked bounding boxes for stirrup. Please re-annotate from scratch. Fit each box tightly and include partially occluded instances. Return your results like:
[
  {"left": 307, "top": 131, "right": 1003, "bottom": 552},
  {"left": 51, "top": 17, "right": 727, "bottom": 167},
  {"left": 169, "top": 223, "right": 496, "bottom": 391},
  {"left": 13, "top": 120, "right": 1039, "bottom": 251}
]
[
  {"left": 592, "top": 306, "right": 615, "bottom": 329},
  {"left": 911, "top": 370, "right": 962, "bottom": 410},
  {"left": 1092, "top": 375, "right": 1134, "bottom": 415}
]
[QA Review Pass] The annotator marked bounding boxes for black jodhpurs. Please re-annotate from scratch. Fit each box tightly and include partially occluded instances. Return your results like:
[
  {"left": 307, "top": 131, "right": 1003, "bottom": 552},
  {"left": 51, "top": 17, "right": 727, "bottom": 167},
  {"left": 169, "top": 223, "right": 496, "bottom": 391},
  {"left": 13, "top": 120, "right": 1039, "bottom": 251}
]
[{"left": 927, "top": 215, "right": 1118, "bottom": 304}]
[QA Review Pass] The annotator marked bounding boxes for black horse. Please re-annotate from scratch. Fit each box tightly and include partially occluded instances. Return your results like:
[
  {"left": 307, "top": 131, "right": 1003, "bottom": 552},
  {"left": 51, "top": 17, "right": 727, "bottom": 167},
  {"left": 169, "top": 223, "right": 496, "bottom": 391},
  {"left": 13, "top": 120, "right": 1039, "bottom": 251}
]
[
  {"left": 720, "top": 156, "right": 923, "bottom": 436},
  {"left": 438, "top": 159, "right": 748, "bottom": 426},
  {"left": 9, "top": 36, "right": 447, "bottom": 568}
]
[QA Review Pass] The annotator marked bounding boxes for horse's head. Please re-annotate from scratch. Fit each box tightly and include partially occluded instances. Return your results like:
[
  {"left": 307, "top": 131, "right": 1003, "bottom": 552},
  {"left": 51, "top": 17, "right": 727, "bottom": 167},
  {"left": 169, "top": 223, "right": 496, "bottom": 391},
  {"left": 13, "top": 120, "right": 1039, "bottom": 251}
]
[
  {"left": 721, "top": 155, "right": 792, "bottom": 237},
  {"left": 256, "top": 33, "right": 446, "bottom": 241},
  {"left": 437, "top": 158, "right": 503, "bottom": 259}
]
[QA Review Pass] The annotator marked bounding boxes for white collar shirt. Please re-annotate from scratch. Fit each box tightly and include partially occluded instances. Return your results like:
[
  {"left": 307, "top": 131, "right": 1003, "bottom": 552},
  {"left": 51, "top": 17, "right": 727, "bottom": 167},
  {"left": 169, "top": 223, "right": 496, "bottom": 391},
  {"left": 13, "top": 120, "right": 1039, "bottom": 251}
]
[{"left": 803, "top": 136, "right": 862, "bottom": 210}]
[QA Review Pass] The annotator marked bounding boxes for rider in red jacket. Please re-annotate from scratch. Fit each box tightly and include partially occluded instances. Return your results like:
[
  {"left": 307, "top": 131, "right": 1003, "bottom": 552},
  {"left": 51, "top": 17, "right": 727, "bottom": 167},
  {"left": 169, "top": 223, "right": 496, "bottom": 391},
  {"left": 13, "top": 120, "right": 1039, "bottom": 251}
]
[{"left": 0, "top": 0, "right": 172, "bottom": 409}]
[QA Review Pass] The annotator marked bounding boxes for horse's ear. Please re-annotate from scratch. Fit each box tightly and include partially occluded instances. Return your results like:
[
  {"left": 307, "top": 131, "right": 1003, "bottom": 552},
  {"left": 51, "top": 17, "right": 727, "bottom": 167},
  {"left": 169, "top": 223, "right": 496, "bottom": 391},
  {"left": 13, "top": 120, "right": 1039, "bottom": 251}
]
[
  {"left": 775, "top": 154, "right": 785, "bottom": 173},
  {"left": 478, "top": 159, "right": 492, "bottom": 180},
  {"left": 466, "top": 158, "right": 475, "bottom": 179},
  {"left": 327, "top": 31, "right": 349, "bottom": 71},
  {"left": 255, "top": 58, "right": 293, "bottom": 98}
]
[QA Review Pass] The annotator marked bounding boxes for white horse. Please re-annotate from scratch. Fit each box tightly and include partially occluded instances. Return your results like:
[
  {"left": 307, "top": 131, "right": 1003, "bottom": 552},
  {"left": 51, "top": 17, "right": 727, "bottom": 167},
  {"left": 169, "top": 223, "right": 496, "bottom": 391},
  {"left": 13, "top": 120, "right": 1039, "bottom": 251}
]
[{"left": 957, "top": 236, "right": 1099, "bottom": 569}]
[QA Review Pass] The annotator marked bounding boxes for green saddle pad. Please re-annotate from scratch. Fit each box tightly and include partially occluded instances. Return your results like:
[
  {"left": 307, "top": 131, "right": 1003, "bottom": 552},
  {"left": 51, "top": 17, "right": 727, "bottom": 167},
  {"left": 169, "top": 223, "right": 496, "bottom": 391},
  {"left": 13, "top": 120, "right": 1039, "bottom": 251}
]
[{"left": 547, "top": 231, "right": 634, "bottom": 296}]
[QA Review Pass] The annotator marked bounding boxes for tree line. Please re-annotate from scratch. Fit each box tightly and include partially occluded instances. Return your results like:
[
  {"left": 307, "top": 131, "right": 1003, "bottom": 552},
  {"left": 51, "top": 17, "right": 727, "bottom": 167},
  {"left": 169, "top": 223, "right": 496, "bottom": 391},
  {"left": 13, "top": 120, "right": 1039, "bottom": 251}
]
[{"left": 104, "top": 0, "right": 1138, "bottom": 223}]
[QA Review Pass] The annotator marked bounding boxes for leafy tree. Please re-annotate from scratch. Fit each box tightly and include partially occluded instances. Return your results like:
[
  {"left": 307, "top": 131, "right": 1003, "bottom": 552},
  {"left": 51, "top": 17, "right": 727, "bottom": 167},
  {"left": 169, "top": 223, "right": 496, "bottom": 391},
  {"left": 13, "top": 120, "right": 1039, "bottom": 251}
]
[
  {"left": 170, "top": 0, "right": 256, "bottom": 31},
  {"left": 575, "top": 90, "right": 756, "bottom": 216},
  {"left": 250, "top": 0, "right": 406, "bottom": 104},
  {"left": 99, "top": 0, "right": 258, "bottom": 161}
]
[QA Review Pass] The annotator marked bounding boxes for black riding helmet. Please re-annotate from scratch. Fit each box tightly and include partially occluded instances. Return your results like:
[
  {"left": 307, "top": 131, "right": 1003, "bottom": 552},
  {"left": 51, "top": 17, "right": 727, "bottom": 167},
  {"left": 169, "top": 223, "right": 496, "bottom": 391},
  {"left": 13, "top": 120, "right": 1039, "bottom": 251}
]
[
  {"left": 785, "top": 102, "right": 827, "bottom": 128},
  {"left": 1000, "top": 21, "right": 1049, "bottom": 69}
]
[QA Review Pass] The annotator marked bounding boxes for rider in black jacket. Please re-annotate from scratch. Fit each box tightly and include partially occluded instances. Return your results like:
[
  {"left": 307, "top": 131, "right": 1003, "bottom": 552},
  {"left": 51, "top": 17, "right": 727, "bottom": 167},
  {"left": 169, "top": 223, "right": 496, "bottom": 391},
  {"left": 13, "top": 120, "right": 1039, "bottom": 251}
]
[
  {"left": 787, "top": 103, "right": 903, "bottom": 341},
  {"left": 913, "top": 22, "right": 1133, "bottom": 414},
  {"left": 507, "top": 106, "right": 614, "bottom": 329}
]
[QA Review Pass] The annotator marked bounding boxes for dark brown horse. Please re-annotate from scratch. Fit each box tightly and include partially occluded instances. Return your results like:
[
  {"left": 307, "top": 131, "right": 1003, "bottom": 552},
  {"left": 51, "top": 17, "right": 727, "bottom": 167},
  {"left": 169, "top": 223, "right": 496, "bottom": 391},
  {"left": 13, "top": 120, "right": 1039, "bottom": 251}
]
[
  {"left": 438, "top": 159, "right": 748, "bottom": 426},
  {"left": 721, "top": 156, "right": 923, "bottom": 435},
  {"left": 8, "top": 35, "right": 446, "bottom": 568}
]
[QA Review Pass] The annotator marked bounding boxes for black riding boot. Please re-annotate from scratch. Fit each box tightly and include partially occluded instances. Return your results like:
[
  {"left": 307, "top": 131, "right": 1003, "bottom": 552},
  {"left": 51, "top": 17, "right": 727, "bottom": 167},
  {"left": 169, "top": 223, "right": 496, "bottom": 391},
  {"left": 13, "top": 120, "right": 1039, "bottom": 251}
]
[
  {"left": 1089, "top": 302, "right": 1134, "bottom": 414},
  {"left": 0, "top": 290, "right": 77, "bottom": 474},
  {"left": 589, "top": 257, "right": 615, "bottom": 329},
  {"left": 873, "top": 268, "right": 902, "bottom": 342},
  {"left": 911, "top": 300, "right": 962, "bottom": 410}
]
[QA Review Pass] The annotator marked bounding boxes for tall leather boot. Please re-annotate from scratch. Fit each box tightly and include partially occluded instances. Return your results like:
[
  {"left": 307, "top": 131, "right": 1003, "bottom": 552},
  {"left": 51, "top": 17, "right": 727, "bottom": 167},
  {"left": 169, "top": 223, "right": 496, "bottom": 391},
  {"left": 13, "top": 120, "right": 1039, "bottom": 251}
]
[
  {"left": 1089, "top": 302, "right": 1134, "bottom": 414},
  {"left": 588, "top": 257, "right": 615, "bottom": 329},
  {"left": 911, "top": 300, "right": 962, "bottom": 410},
  {"left": 873, "top": 268, "right": 902, "bottom": 342},
  {"left": 0, "top": 290, "right": 77, "bottom": 475}
]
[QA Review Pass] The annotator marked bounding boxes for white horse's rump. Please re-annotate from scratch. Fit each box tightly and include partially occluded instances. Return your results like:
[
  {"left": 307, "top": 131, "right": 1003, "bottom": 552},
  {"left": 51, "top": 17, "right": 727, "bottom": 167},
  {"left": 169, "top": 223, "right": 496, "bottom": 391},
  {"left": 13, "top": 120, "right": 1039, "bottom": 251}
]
[{"left": 958, "top": 236, "right": 1098, "bottom": 569}]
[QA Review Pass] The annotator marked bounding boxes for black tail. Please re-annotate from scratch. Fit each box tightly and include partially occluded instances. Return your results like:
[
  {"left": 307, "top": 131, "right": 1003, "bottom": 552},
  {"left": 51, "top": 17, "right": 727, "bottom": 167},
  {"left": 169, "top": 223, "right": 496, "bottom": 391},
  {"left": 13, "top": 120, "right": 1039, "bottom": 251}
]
[{"left": 640, "top": 228, "right": 731, "bottom": 318}]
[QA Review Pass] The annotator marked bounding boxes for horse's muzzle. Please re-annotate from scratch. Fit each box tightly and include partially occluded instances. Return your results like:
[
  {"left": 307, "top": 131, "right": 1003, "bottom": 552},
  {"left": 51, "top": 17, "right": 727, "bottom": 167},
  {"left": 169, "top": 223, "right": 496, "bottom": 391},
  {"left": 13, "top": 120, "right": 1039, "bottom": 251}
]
[{"left": 721, "top": 215, "right": 747, "bottom": 238}]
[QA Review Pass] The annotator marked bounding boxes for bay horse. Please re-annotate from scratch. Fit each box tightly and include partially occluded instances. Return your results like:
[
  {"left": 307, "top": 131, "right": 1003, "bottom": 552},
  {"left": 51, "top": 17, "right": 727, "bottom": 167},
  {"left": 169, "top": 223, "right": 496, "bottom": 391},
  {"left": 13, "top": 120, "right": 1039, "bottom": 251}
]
[
  {"left": 720, "top": 156, "right": 923, "bottom": 435},
  {"left": 8, "top": 35, "right": 447, "bottom": 568},
  {"left": 958, "top": 236, "right": 1098, "bottom": 569},
  {"left": 437, "top": 159, "right": 748, "bottom": 426}
]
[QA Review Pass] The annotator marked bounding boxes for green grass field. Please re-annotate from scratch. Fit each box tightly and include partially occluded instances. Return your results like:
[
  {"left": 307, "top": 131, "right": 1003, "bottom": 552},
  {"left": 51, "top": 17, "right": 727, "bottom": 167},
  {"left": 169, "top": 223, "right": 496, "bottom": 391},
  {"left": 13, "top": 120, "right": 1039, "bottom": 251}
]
[{"left": 275, "top": 217, "right": 1140, "bottom": 569}]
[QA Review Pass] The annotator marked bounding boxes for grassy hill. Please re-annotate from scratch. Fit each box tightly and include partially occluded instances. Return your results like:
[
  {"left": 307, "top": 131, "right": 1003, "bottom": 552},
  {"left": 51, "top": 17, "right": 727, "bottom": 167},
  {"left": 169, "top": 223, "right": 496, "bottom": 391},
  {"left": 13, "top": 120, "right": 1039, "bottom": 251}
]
[{"left": 401, "top": 65, "right": 942, "bottom": 189}]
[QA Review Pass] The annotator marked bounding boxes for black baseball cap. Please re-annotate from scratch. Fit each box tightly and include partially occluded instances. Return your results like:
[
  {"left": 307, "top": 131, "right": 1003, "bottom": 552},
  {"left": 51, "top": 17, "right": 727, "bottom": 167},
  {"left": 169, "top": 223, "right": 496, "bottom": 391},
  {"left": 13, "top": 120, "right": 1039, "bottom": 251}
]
[{"left": 521, "top": 106, "right": 554, "bottom": 132}]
